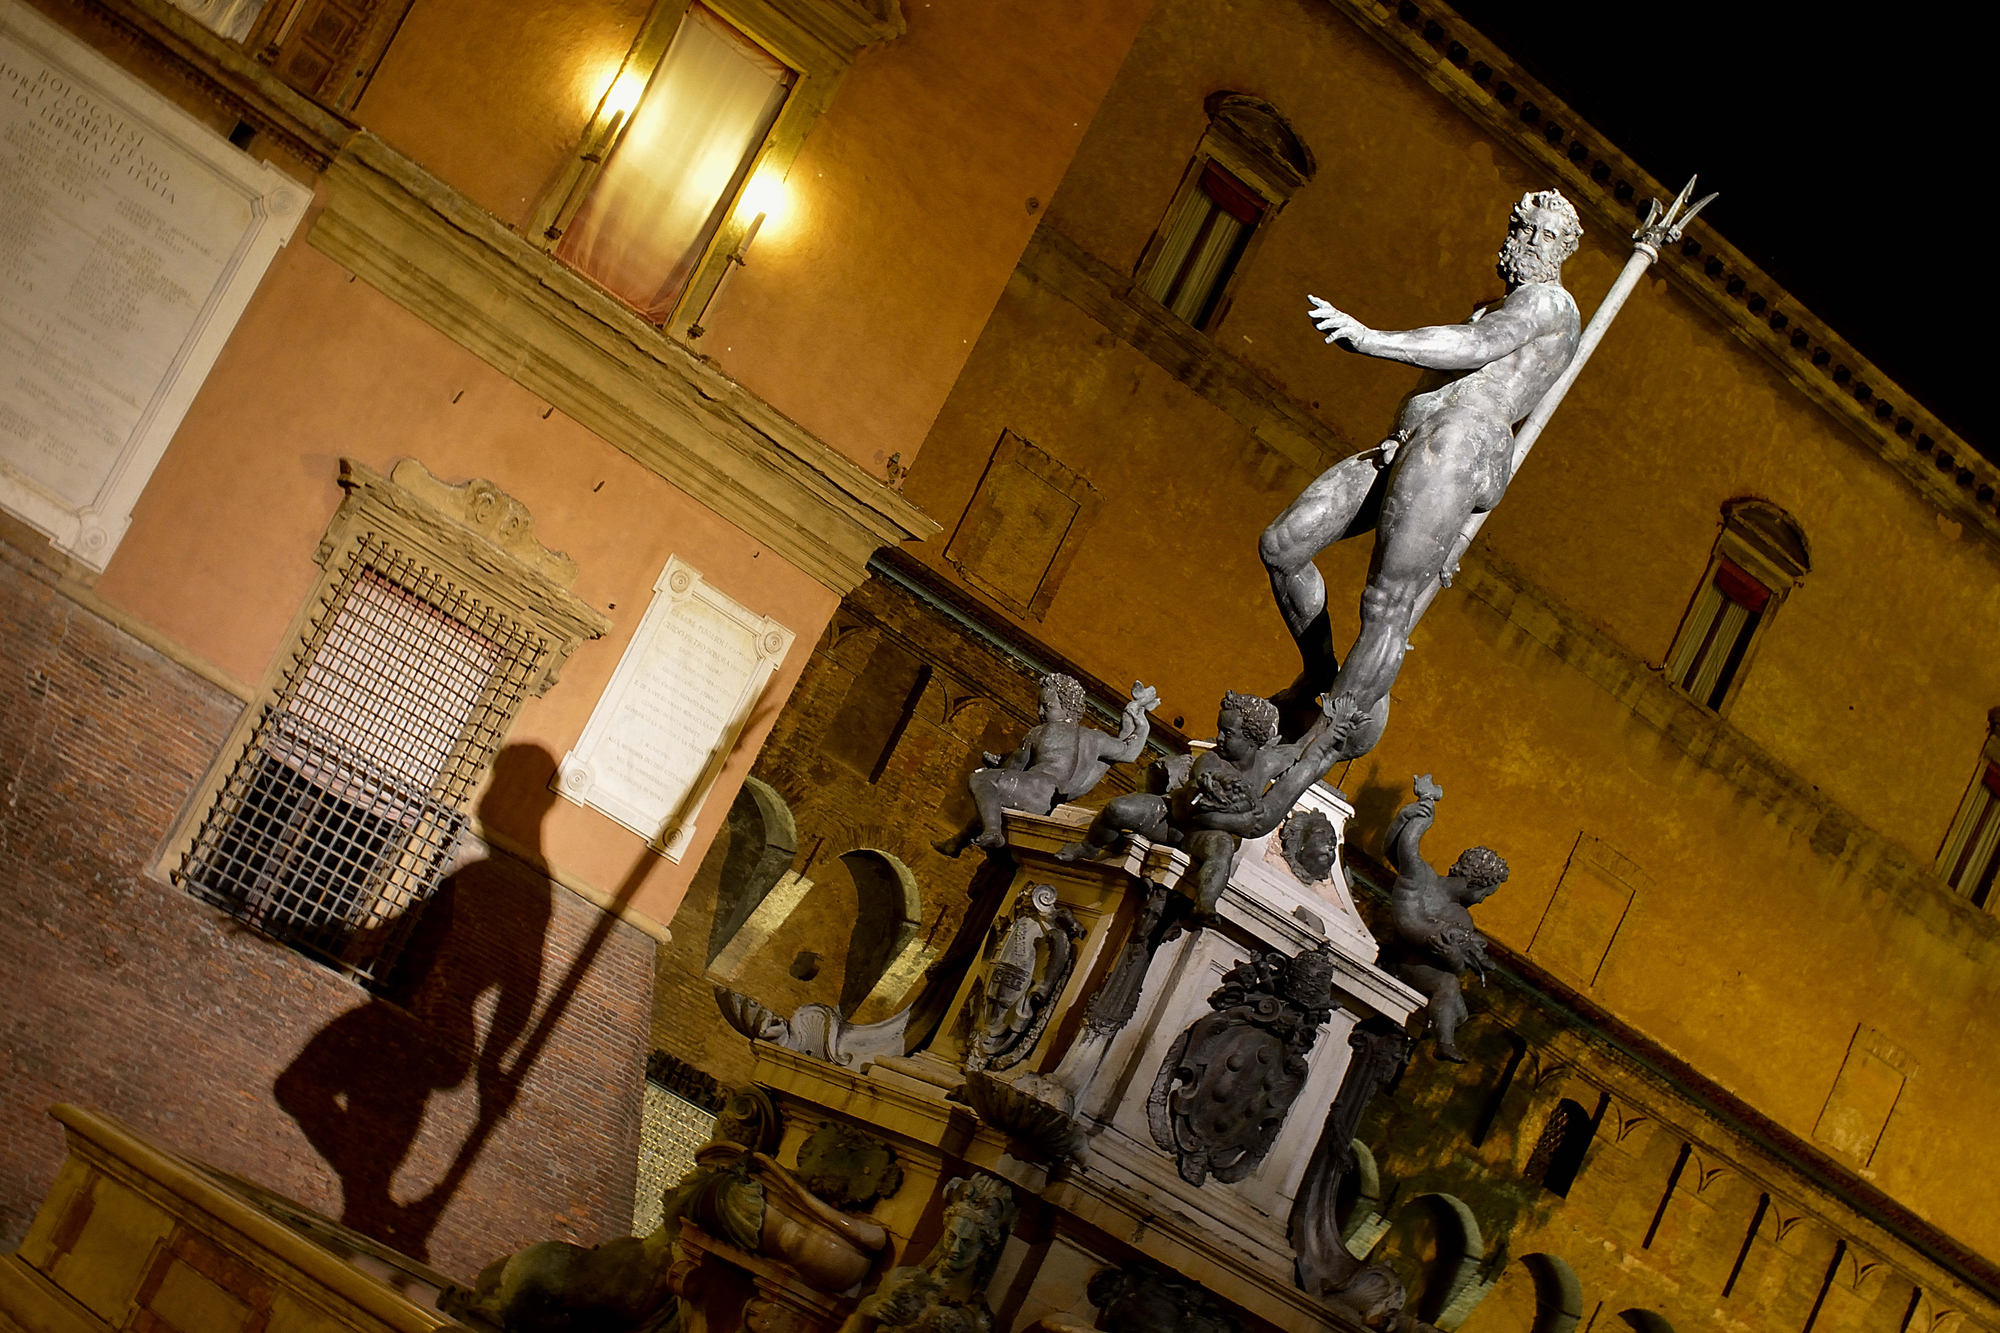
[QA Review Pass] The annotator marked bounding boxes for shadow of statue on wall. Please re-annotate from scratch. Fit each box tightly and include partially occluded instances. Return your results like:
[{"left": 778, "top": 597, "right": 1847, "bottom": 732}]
[{"left": 273, "top": 743, "right": 563, "bottom": 1259}]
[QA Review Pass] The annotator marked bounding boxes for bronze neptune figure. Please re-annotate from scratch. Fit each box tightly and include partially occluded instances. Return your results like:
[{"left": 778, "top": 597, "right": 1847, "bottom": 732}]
[{"left": 1262, "top": 190, "right": 1584, "bottom": 755}]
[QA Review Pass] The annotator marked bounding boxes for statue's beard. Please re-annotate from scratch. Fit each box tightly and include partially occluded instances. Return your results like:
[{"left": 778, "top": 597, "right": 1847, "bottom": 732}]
[{"left": 1498, "top": 237, "right": 1563, "bottom": 286}]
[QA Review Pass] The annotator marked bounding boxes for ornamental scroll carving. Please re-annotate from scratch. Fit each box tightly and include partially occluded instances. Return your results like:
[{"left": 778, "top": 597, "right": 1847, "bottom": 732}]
[
  {"left": 961, "top": 884, "right": 1083, "bottom": 1073},
  {"left": 1148, "top": 946, "right": 1338, "bottom": 1186}
]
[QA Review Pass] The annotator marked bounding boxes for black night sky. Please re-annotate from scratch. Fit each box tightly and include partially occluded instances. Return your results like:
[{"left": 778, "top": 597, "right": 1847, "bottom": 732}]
[{"left": 1447, "top": 1, "right": 1997, "bottom": 463}]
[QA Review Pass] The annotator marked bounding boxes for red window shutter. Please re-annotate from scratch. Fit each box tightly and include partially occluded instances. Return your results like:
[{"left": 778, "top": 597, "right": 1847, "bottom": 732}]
[
  {"left": 1712, "top": 558, "right": 1774, "bottom": 614},
  {"left": 1198, "top": 162, "right": 1265, "bottom": 226}
]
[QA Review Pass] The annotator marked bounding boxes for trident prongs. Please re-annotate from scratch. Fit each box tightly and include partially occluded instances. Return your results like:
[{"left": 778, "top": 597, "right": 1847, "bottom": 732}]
[{"left": 1635, "top": 174, "right": 1719, "bottom": 250}]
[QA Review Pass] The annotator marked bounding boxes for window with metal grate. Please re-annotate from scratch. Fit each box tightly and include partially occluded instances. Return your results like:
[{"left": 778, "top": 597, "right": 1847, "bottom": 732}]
[{"left": 178, "top": 539, "right": 546, "bottom": 982}]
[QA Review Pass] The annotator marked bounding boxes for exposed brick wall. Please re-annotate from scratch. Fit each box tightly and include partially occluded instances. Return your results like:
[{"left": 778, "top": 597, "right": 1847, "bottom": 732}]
[
  {"left": 0, "top": 542, "right": 654, "bottom": 1279},
  {"left": 651, "top": 562, "right": 1159, "bottom": 1086}
]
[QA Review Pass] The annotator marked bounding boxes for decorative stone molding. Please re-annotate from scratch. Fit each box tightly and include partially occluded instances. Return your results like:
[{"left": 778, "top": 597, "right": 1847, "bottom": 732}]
[
  {"left": 1322, "top": 0, "right": 2000, "bottom": 549},
  {"left": 319, "top": 459, "right": 610, "bottom": 693},
  {"left": 311, "top": 133, "right": 940, "bottom": 597},
  {"left": 373, "top": 459, "right": 582, "bottom": 587}
]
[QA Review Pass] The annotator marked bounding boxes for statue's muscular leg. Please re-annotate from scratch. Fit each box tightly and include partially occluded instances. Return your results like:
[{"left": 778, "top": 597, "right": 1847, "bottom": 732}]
[
  {"left": 1325, "top": 409, "right": 1508, "bottom": 754},
  {"left": 965, "top": 770, "right": 1061, "bottom": 851},
  {"left": 1259, "top": 451, "right": 1390, "bottom": 734},
  {"left": 1055, "top": 793, "right": 1170, "bottom": 862},
  {"left": 1400, "top": 961, "right": 1469, "bottom": 1061}
]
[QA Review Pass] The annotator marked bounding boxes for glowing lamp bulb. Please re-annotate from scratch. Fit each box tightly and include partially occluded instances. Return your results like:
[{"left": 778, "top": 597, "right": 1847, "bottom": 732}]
[
  {"left": 740, "top": 173, "right": 787, "bottom": 229},
  {"left": 603, "top": 69, "right": 647, "bottom": 118}
]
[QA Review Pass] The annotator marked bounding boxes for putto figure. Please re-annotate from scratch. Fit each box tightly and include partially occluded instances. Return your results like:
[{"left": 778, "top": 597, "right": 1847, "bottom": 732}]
[
  {"left": 936, "top": 674, "right": 1159, "bottom": 857},
  {"left": 1057, "top": 690, "right": 1283, "bottom": 911},
  {"left": 1262, "top": 190, "right": 1584, "bottom": 756},
  {"left": 1382, "top": 774, "right": 1508, "bottom": 1062},
  {"left": 1058, "top": 690, "right": 1357, "bottom": 911}
]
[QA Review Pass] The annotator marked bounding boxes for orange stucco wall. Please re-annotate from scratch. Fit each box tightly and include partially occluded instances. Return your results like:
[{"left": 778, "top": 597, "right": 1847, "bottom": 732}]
[
  {"left": 352, "top": 0, "right": 1156, "bottom": 475},
  {"left": 92, "top": 227, "right": 835, "bottom": 927},
  {"left": 54, "top": 0, "right": 1164, "bottom": 930}
]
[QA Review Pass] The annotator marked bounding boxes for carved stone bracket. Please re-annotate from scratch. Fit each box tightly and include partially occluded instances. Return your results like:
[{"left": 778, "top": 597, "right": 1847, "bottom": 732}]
[
  {"left": 963, "top": 1069, "right": 1090, "bottom": 1162},
  {"left": 962, "top": 884, "right": 1084, "bottom": 1073},
  {"left": 714, "top": 987, "right": 914, "bottom": 1069},
  {"left": 1288, "top": 1017, "right": 1414, "bottom": 1301}
]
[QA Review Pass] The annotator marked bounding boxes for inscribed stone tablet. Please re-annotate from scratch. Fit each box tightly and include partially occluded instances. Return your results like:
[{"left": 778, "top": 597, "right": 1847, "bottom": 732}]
[
  {"left": 559, "top": 556, "right": 794, "bottom": 861},
  {"left": 0, "top": 1, "right": 303, "bottom": 566}
]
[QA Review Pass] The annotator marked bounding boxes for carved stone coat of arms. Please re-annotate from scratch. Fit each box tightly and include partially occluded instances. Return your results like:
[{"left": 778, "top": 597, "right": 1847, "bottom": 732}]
[{"left": 1147, "top": 946, "right": 1338, "bottom": 1185}]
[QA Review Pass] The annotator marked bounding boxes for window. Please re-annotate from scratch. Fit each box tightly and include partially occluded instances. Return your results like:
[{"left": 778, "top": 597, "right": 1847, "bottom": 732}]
[
  {"left": 531, "top": 0, "right": 902, "bottom": 338},
  {"left": 1663, "top": 500, "right": 1809, "bottom": 714},
  {"left": 1937, "top": 715, "right": 2000, "bottom": 909},
  {"left": 1134, "top": 93, "right": 1314, "bottom": 332},
  {"left": 554, "top": 6, "right": 795, "bottom": 322},
  {"left": 1525, "top": 1096, "right": 1597, "bottom": 1197},
  {"left": 166, "top": 461, "right": 609, "bottom": 983},
  {"left": 1664, "top": 556, "right": 1771, "bottom": 710},
  {"left": 1141, "top": 162, "right": 1266, "bottom": 327}
]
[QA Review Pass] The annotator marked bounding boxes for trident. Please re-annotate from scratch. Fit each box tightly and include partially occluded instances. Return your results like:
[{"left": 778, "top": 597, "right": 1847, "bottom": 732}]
[{"left": 1405, "top": 176, "right": 1717, "bottom": 627}]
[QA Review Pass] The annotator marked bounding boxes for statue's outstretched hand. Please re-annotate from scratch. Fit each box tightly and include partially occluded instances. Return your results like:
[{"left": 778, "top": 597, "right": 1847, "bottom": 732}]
[
  {"left": 1127, "top": 682, "right": 1160, "bottom": 714},
  {"left": 1308, "top": 295, "right": 1369, "bottom": 349}
]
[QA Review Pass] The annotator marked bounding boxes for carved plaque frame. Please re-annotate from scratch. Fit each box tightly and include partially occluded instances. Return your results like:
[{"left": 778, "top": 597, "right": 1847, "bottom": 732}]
[
  {"left": 559, "top": 555, "right": 795, "bottom": 861},
  {"left": 944, "top": 429, "right": 1103, "bottom": 621},
  {"left": 0, "top": 0, "right": 306, "bottom": 570}
]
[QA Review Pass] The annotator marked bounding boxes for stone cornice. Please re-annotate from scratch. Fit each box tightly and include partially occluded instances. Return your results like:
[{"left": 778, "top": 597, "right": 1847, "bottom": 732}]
[
  {"left": 311, "top": 133, "right": 939, "bottom": 598},
  {"left": 1321, "top": 0, "right": 2000, "bottom": 551}
]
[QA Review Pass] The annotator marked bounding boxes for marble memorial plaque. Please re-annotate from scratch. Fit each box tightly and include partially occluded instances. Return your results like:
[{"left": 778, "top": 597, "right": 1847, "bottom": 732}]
[
  {"left": 559, "top": 556, "right": 794, "bottom": 861},
  {"left": 0, "top": 0, "right": 304, "bottom": 567}
]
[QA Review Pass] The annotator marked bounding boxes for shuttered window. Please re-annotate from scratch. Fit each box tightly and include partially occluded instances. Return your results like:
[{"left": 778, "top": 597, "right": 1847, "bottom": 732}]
[
  {"left": 1665, "top": 558, "right": 1774, "bottom": 712},
  {"left": 1140, "top": 161, "right": 1267, "bottom": 329},
  {"left": 1939, "top": 761, "right": 2000, "bottom": 909}
]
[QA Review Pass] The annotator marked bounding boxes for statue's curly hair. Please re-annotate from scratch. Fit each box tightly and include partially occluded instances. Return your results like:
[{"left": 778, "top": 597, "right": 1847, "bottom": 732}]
[
  {"left": 1040, "top": 672, "right": 1088, "bottom": 721},
  {"left": 1452, "top": 845, "right": 1510, "bottom": 890},
  {"left": 1221, "top": 690, "right": 1281, "bottom": 747},
  {"left": 1509, "top": 189, "right": 1582, "bottom": 256}
]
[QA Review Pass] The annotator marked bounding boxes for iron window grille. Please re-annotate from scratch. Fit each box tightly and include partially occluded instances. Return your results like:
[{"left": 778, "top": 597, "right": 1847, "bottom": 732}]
[{"left": 177, "top": 537, "right": 546, "bottom": 983}]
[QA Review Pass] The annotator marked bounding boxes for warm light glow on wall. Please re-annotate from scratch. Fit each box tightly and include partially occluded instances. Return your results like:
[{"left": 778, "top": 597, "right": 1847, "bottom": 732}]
[
  {"left": 580, "top": 56, "right": 649, "bottom": 121},
  {"left": 603, "top": 68, "right": 649, "bottom": 118},
  {"left": 739, "top": 172, "right": 788, "bottom": 240}
]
